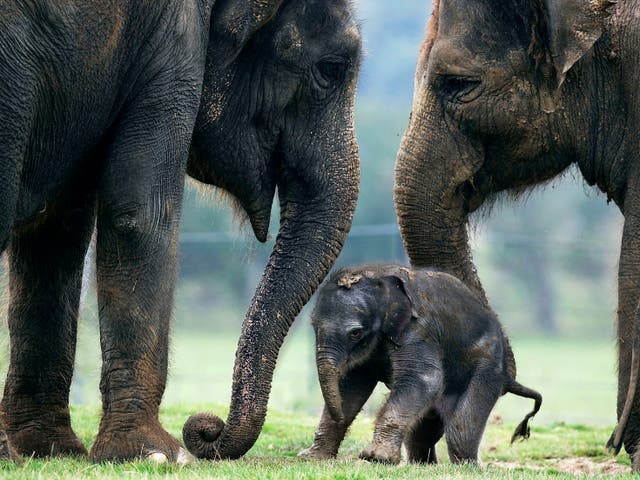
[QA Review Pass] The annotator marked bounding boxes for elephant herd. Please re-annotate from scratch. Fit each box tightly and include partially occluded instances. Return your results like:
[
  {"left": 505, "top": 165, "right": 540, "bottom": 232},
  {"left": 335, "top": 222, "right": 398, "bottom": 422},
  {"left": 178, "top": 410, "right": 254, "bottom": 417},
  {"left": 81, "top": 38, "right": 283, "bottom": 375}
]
[{"left": 1, "top": 0, "right": 639, "bottom": 473}]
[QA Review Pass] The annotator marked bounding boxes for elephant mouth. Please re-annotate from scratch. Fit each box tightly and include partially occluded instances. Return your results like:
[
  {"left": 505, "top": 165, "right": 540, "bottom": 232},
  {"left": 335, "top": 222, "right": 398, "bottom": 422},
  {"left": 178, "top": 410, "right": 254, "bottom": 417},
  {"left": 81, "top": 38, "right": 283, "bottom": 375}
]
[
  {"left": 458, "top": 177, "right": 485, "bottom": 215},
  {"left": 242, "top": 151, "right": 282, "bottom": 243},
  {"left": 245, "top": 199, "right": 274, "bottom": 243},
  {"left": 456, "top": 161, "right": 496, "bottom": 216}
]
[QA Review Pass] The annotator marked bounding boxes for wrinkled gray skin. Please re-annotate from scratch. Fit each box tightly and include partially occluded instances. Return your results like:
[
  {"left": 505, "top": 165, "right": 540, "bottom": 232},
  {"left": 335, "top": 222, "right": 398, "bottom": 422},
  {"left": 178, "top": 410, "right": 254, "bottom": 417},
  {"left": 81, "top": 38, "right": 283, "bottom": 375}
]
[
  {"left": 394, "top": 0, "right": 640, "bottom": 470},
  {"left": 0, "top": 0, "right": 360, "bottom": 462},
  {"left": 299, "top": 265, "right": 541, "bottom": 464}
]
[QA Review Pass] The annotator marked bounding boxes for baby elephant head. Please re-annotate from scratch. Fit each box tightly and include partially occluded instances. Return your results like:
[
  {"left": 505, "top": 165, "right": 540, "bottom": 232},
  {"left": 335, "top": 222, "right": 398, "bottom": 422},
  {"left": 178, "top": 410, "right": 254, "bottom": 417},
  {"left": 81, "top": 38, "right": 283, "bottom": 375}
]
[{"left": 311, "top": 269, "right": 417, "bottom": 422}]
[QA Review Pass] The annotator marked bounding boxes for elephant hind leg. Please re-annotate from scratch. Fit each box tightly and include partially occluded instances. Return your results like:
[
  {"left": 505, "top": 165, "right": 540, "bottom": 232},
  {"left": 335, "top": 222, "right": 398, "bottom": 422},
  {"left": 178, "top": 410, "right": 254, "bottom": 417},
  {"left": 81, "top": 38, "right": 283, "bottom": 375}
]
[
  {"left": 445, "top": 369, "right": 502, "bottom": 464},
  {"left": 1, "top": 190, "right": 96, "bottom": 458},
  {"left": 405, "top": 410, "right": 444, "bottom": 464}
]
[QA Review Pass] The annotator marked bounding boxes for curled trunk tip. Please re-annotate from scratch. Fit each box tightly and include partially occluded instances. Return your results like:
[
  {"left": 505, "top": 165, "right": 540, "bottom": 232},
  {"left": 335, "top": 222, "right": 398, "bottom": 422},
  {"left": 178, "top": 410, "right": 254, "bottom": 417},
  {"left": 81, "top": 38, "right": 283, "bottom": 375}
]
[{"left": 182, "top": 413, "right": 226, "bottom": 459}]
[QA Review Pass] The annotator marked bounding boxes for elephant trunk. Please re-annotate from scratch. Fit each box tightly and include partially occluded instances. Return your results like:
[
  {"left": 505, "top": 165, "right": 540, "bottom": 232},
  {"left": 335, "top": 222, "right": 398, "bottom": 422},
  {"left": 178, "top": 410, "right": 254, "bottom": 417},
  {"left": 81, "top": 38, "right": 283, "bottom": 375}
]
[
  {"left": 394, "top": 91, "right": 486, "bottom": 302},
  {"left": 316, "top": 352, "right": 345, "bottom": 424},
  {"left": 182, "top": 137, "right": 359, "bottom": 460}
]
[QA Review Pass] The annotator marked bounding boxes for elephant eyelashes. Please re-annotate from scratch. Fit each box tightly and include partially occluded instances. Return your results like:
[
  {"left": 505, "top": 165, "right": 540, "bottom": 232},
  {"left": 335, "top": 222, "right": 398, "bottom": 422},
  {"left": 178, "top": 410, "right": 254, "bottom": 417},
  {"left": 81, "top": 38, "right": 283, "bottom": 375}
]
[{"left": 434, "top": 75, "right": 482, "bottom": 104}]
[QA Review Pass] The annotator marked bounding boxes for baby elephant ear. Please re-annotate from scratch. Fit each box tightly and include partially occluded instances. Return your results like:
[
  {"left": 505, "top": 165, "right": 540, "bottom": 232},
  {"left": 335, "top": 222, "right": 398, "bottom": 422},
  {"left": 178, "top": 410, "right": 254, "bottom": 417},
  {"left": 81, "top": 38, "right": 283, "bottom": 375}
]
[
  {"left": 380, "top": 274, "right": 418, "bottom": 346},
  {"left": 543, "top": 0, "right": 611, "bottom": 83},
  {"left": 211, "top": 0, "right": 284, "bottom": 60}
]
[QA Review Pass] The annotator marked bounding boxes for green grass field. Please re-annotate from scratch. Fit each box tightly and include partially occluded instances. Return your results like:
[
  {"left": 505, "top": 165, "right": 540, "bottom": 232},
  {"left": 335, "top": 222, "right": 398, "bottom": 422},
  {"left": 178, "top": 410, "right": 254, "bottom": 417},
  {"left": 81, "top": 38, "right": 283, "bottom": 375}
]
[
  {"left": 0, "top": 327, "right": 632, "bottom": 478},
  {"left": 0, "top": 405, "right": 632, "bottom": 479}
]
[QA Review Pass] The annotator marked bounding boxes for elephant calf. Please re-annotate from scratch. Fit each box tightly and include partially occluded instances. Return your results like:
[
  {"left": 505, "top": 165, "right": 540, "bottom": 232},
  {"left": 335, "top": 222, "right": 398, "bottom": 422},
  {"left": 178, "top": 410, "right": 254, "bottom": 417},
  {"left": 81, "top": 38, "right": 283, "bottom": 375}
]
[{"left": 299, "top": 265, "right": 542, "bottom": 464}]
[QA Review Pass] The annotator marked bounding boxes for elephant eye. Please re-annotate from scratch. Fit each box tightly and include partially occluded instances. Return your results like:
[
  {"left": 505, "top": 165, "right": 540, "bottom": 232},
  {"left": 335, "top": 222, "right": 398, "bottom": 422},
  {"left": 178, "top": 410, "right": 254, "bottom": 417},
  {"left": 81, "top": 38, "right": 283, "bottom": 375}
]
[
  {"left": 435, "top": 75, "right": 482, "bottom": 104},
  {"left": 349, "top": 328, "right": 364, "bottom": 342},
  {"left": 313, "top": 58, "right": 348, "bottom": 91}
]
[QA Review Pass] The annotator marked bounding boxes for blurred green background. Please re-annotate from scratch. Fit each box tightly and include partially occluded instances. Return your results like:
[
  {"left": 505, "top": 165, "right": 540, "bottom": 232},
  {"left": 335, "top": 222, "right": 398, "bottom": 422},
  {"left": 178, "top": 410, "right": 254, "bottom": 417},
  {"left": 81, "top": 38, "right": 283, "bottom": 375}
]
[{"left": 0, "top": 0, "right": 623, "bottom": 431}]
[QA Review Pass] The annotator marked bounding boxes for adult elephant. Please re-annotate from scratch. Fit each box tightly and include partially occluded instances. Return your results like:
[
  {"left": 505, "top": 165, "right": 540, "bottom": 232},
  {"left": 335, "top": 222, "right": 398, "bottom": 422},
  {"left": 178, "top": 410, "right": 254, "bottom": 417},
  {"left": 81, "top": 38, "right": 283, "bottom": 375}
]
[
  {"left": 0, "top": 0, "right": 360, "bottom": 463},
  {"left": 394, "top": 0, "right": 640, "bottom": 470}
]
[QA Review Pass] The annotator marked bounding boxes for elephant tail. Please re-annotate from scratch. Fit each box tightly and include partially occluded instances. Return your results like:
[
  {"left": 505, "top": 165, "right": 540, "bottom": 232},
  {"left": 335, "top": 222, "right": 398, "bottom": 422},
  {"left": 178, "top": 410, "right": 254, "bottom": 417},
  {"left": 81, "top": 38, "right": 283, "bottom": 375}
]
[
  {"left": 505, "top": 379, "right": 543, "bottom": 444},
  {"left": 607, "top": 297, "right": 640, "bottom": 455}
]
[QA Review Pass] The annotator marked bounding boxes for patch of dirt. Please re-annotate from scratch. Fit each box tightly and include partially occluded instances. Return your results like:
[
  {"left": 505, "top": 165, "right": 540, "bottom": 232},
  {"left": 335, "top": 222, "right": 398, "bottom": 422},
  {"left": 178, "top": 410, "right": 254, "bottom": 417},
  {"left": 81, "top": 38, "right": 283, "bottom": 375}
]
[
  {"left": 494, "top": 457, "right": 629, "bottom": 476},
  {"left": 489, "top": 414, "right": 504, "bottom": 425}
]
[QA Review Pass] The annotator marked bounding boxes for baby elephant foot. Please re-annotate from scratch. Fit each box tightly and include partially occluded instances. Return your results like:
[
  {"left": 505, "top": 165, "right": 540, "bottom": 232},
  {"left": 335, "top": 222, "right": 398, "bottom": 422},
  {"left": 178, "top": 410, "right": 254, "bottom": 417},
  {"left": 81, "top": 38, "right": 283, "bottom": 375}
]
[
  {"left": 298, "top": 444, "right": 337, "bottom": 460},
  {"left": 90, "top": 418, "right": 191, "bottom": 464},
  {"left": 359, "top": 443, "right": 401, "bottom": 465}
]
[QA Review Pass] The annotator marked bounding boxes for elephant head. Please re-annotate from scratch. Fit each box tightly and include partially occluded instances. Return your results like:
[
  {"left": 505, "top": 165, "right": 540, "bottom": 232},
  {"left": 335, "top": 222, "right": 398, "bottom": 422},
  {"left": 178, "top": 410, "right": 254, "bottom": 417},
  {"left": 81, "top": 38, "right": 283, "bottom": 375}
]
[
  {"left": 312, "top": 268, "right": 414, "bottom": 423},
  {"left": 394, "top": 0, "right": 612, "bottom": 299},
  {"left": 183, "top": 0, "right": 361, "bottom": 459}
]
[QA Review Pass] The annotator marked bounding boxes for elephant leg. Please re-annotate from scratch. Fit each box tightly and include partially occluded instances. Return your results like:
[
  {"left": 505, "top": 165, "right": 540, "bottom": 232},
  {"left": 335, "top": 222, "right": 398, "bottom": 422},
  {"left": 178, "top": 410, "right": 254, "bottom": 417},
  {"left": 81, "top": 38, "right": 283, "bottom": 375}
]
[
  {"left": 299, "top": 365, "right": 378, "bottom": 459},
  {"left": 616, "top": 208, "right": 640, "bottom": 468},
  {"left": 445, "top": 368, "right": 501, "bottom": 464},
  {"left": 405, "top": 410, "right": 444, "bottom": 464},
  {"left": 0, "top": 163, "right": 18, "bottom": 254},
  {"left": 0, "top": 86, "right": 32, "bottom": 461},
  {"left": 360, "top": 359, "right": 443, "bottom": 465},
  {"left": 89, "top": 84, "right": 195, "bottom": 463},
  {"left": 0, "top": 428, "right": 19, "bottom": 461},
  {"left": 0, "top": 83, "right": 31, "bottom": 255},
  {"left": 0, "top": 192, "right": 95, "bottom": 457}
]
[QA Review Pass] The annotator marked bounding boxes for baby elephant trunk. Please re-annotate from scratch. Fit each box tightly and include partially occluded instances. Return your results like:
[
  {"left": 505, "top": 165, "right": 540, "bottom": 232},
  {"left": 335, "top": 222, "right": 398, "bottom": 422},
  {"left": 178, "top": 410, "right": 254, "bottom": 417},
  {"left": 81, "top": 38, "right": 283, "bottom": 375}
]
[
  {"left": 317, "top": 358, "right": 345, "bottom": 424},
  {"left": 506, "top": 380, "right": 543, "bottom": 444}
]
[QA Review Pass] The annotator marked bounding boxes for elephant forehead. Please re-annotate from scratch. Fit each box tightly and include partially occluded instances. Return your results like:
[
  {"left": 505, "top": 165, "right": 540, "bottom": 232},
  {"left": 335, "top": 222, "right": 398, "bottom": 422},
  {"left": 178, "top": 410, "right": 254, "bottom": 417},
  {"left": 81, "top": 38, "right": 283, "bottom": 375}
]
[
  {"left": 436, "top": 0, "right": 532, "bottom": 52},
  {"left": 316, "top": 284, "right": 372, "bottom": 316}
]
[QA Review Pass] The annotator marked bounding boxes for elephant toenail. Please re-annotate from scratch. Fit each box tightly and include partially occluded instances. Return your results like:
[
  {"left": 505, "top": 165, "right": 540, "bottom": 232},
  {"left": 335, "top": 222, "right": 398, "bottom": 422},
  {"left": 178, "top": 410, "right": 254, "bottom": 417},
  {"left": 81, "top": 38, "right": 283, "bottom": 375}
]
[
  {"left": 147, "top": 452, "right": 168, "bottom": 463},
  {"left": 176, "top": 448, "right": 193, "bottom": 466}
]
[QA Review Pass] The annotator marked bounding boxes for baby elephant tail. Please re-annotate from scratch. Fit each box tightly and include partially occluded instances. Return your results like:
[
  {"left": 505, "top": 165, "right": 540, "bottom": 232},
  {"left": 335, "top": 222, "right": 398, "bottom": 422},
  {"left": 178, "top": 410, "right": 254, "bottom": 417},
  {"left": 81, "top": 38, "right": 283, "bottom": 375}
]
[{"left": 505, "top": 380, "right": 543, "bottom": 444}]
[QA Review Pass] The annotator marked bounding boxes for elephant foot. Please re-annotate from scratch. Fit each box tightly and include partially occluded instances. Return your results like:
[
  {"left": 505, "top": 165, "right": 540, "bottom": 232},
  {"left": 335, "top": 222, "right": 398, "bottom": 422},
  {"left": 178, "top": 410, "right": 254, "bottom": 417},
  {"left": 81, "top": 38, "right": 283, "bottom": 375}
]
[
  {"left": 0, "top": 429, "right": 21, "bottom": 462},
  {"left": 3, "top": 410, "right": 86, "bottom": 458},
  {"left": 298, "top": 444, "right": 337, "bottom": 460},
  {"left": 90, "top": 418, "right": 191, "bottom": 464},
  {"left": 359, "top": 443, "right": 401, "bottom": 464},
  {"left": 632, "top": 448, "right": 640, "bottom": 473}
]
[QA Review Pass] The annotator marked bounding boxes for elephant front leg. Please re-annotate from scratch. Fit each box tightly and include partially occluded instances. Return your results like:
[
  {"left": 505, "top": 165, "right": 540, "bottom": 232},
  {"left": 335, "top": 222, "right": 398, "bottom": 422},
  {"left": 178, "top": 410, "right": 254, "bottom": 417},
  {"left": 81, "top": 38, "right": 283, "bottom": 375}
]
[
  {"left": 299, "top": 366, "right": 378, "bottom": 459},
  {"left": 616, "top": 206, "right": 640, "bottom": 470},
  {"left": 0, "top": 427, "right": 19, "bottom": 461},
  {"left": 360, "top": 360, "right": 443, "bottom": 465},
  {"left": 0, "top": 192, "right": 95, "bottom": 457},
  {"left": 89, "top": 87, "right": 196, "bottom": 464}
]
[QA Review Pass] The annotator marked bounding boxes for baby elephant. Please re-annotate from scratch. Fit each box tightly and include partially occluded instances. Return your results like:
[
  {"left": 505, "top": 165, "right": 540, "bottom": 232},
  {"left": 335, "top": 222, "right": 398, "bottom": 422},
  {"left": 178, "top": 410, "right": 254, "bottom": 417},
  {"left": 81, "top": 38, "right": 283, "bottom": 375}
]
[{"left": 299, "top": 265, "right": 542, "bottom": 464}]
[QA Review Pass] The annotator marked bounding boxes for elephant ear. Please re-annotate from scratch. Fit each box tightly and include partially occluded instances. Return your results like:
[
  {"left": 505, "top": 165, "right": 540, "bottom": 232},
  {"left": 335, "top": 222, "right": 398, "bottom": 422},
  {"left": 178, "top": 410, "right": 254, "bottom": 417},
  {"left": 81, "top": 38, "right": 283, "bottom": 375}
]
[
  {"left": 211, "top": 0, "right": 284, "bottom": 62},
  {"left": 536, "top": 0, "right": 612, "bottom": 86},
  {"left": 379, "top": 270, "right": 420, "bottom": 346}
]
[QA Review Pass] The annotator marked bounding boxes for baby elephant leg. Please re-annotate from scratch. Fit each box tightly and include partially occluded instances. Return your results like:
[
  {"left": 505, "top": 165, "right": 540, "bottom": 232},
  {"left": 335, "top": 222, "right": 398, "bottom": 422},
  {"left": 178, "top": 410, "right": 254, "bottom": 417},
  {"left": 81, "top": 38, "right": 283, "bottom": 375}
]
[
  {"left": 445, "top": 369, "right": 502, "bottom": 463},
  {"left": 405, "top": 411, "right": 444, "bottom": 464},
  {"left": 299, "top": 366, "right": 378, "bottom": 459},
  {"left": 361, "top": 365, "right": 443, "bottom": 465}
]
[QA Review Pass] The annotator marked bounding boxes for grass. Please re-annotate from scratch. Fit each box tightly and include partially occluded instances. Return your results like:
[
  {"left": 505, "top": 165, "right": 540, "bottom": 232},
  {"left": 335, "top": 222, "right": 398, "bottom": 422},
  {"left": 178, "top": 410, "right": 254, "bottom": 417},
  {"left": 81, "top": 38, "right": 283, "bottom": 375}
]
[
  {"left": 0, "top": 333, "right": 632, "bottom": 478},
  {"left": 0, "top": 404, "right": 632, "bottom": 479},
  {"left": 0, "top": 319, "right": 627, "bottom": 477}
]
